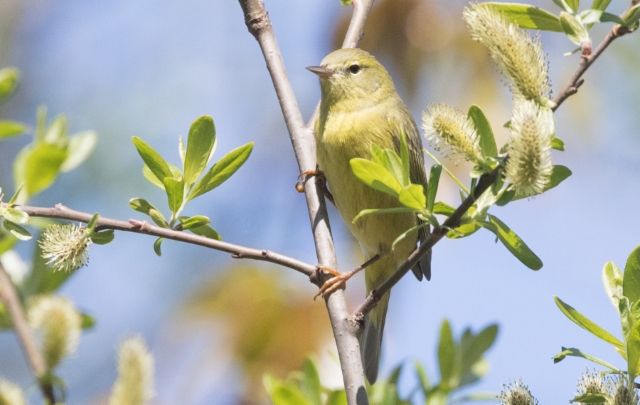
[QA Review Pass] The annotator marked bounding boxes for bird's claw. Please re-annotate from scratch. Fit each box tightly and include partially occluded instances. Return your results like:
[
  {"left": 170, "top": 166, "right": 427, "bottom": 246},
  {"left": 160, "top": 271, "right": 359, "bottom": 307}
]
[
  {"left": 314, "top": 266, "right": 352, "bottom": 300},
  {"left": 295, "top": 169, "right": 325, "bottom": 193}
]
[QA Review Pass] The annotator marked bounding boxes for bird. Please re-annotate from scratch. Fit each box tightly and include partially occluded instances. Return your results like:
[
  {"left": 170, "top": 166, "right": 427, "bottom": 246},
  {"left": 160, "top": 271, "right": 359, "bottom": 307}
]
[{"left": 307, "top": 48, "right": 431, "bottom": 384}]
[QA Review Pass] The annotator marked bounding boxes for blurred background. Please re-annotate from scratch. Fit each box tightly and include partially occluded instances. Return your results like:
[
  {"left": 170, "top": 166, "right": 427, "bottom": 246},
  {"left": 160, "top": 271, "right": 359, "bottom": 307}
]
[{"left": 0, "top": 0, "right": 639, "bottom": 403}]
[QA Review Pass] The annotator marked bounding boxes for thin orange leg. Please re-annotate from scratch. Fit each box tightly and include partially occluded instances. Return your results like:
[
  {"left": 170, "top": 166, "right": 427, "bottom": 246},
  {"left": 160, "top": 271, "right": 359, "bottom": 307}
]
[{"left": 314, "top": 254, "right": 381, "bottom": 299}]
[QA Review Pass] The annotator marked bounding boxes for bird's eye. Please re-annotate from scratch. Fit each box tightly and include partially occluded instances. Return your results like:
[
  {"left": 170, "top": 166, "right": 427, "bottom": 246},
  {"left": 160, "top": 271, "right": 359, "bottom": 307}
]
[{"left": 348, "top": 64, "right": 361, "bottom": 74}]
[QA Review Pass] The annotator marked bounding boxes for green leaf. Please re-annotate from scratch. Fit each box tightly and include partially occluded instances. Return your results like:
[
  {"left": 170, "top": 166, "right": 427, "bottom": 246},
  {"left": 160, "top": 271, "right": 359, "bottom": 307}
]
[
  {"left": 622, "top": 4, "right": 640, "bottom": 26},
  {"left": 552, "top": 347, "right": 619, "bottom": 370},
  {"left": 326, "top": 391, "right": 348, "bottom": 405},
  {"left": 560, "top": 11, "right": 590, "bottom": 45},
  {"left": 619, "top": 297, "right": 634, "bottom": 345},
  {"left": 270, "top": 385, "right": 314, "bottom": 405},
  {"left": 0, "top": 68, "right": 19, "bottom": 99},
  {"left": 188, "top": 223, "right": 221, "bottom": 240},
  {"left": 460, "top": 324, "right": 498, "bottom": 378},
  {"left": 3, "top": 208, "right": 29, "bottom": 225},
  {"left": 627, "top": 321, "right": 640, "bottom": 381},
  {"left": 482, "top": 215, "right": 542, "bottom": 270},
  {"left": 415, "top": 362, "right": 431, "bottom": 393},
  {"left": 132, "top": 137, "right": 172, "bottom": 183},
  {"left": 3, "top": 220, "right": 31, "bottom": 240},
  {"left": 580, "top": 9, "right": 603, "bottom": 25},
  {"left": 90, "top": 230, "right": 114, "bottom": 245},
  {"left": 301, "top": 358, "right": 322, "bottom": 405},
  {"left": 591, "top": 0, "right": 611, "bottom": 12},
  {"left": 7, "top": 184, "right": 24, "bottom": 206},
  {"left": 570, "top": 393, "right": 607, "bottom": 404},
  {"left": 392, "top": 223, "right": 427, "bottom": 250},
  {"left": 86, "top": 213, "right": 99, "bottom": 235},
  {"left": 438, "top": 320, "right": 456, "bottom": 385},
  {"left": 142, "top": 162, "right": 183, "bottom": 190},
  {"left": 551, "top": 137, "right": 565, "bottom": 151},
  {"left": 554, "top": 296, "right": 624, "bottom": 348},
  {"left": 0, "top": 304, "right": 12, "bottom": 329},
  {"left": 483, "top": 3, "right": 563, "bottom": 31},
  {"left": 163, "top": 177, "right": 184, "bottom": 215},
  {"left": 433, "top": 202, "right": 455, "bottom": 216},
  {"left": 446, "top": 221, "right": 482, "bottom": 239},
  {"left": 623, "top": 245, "right": 640, "bottom": 305},
  {"left": 427, "top": 165, "right": 442, "bottom": 212},
  {"left": 350, "top": 158, "right": 402, "bottom": 198},
  {"left": 81, "top": 313, "right": 96, "bottom": 329},
  {"left": 149, "top": 209, "right": 170, "bottom": 228},
  {"left": 370, "top": 144, "right": 407, "bottom": 187},
  {"left": 0, "top": 121, "right": 27, "bottom": 139},
  {"left": 398, "top": 184, "right": 426, "bottom": 210},
  {"left": 353, "top": 207, "right": 417, "bottom": 224},
  {"left": 60, "top": 131, "right": 97, "bottom": 172},
  {"left": 468, "top": 105, "right": 497, "bottom": 158},
  {"left": 508, "top": 165, "right": 572, "bottom": 202},
  {"left": 178, "top": 215, "right": 211, "bottom": 230},
  {"left": 14, "top": 143, "right": 67, "bottom": 198},
  {"left": 188, "top": 142, "right": 254, "bottom": 200},
  {"left": 130, "top": 198, "right": 159, "bottom": 215},
  {"left": 599, "top": 12, "right": 624, "bottom": 24},
  {"left": 43, "top": 114, "right": 68, "bottom": 145},
  {"left": 603, "top": 261, "right": 624, "bottom": 312},
  {"left": 341, "top": 0, "right": 353, "bottom": 5},
  {"left": 566, "top": 0, "right": 579, "bottom": 13},
  {"left": 178, "top": 136, "right": 186, "bottom": 166},
  {"left": 153, "top": 237, "right": 163, "bottom": 256},
  {"left": 553, "top": 0, "right": 573, "bottom": 12},
  {"left": 184, "top": 116, "right": 216, "bottom": 189}
]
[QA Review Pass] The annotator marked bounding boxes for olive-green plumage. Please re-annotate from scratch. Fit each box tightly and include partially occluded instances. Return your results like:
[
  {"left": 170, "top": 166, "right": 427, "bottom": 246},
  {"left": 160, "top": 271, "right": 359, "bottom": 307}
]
[{"left": 309, "top": 48, "right": 431, "bottom": 384}]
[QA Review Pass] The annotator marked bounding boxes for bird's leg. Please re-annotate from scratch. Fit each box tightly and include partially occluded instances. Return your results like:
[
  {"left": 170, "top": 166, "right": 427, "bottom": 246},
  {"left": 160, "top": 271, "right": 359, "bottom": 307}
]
[
  {"left": 295, "top": 168, "right": 335, "bottom": 205},
  {"left": 314, "top": 254, "right": 381, "bottom": 300}
]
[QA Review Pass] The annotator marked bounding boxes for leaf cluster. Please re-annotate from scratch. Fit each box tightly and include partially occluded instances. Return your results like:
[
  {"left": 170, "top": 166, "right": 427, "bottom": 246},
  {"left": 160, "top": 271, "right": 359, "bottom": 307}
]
[
  {"left": 264, "top": 321, "right": 498, "bottom": 405},
  {"left": 130, "top": 115, "right": 253, "bottom": 255},
  {"left": 553, "top": 245, "right": 640, "bottom": 402},
  {"left": 350, "top": 105, "right": 570, "bottom": 270},
  {"left": 484, "top": 1, "right": 639, "bottom": 52}
]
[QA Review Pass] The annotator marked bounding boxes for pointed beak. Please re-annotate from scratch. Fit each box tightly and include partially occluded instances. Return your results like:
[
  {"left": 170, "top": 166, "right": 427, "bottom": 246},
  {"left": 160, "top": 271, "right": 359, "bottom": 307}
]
[{"left": 306, "top": 66, "right": 333, "bottom": 78}]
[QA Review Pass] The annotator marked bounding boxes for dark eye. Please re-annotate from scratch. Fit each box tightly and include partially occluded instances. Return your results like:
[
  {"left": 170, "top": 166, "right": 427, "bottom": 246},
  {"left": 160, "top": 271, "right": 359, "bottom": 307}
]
[{"left": 348, "top": 64, "right": 361, "bottom": 74}]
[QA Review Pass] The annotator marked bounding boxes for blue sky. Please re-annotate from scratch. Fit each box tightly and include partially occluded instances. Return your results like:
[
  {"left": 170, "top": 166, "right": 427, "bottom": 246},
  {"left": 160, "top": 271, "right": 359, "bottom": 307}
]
[{"left": 1, "top": 0, "right": 639, "bottom": 404}]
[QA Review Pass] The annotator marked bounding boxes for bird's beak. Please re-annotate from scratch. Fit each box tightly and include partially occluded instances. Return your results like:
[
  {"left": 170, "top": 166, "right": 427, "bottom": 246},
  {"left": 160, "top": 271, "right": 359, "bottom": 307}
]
[{"left": 306, "top": 66, "right": 333, "bottom": 78}]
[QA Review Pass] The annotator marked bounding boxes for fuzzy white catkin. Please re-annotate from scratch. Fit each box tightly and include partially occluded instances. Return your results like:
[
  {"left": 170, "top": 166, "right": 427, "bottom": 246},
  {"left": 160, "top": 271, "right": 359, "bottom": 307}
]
[
  {"left": 499, "top": 379, "right": 538, "bottom": 405},
  {"left": 39, "top": 224, "right": 90, "bottom": 273},
  {"left": 506, "top": 99, "right": 554, "bottom": 197},
  {"left": 607, "top": 375, "right": 639, "bottom": 405},
  {"left": 0, "top": 379, "right": 26, "bottom": 405},
  {"left": 464, "top": 5, "right": 551, "bottom": 107},
  {"left": 108, "top": 336, "right": 155, "bottom": 405},
  {"left": 28, "top": 295, "right": 82, "bottom": 369},
  {"left": 422, "top": 103, "right": 484, "bottom": 164}
]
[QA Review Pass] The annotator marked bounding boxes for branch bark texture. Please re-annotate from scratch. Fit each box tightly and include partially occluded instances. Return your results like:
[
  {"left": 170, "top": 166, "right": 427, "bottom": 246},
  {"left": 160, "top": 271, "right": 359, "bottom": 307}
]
[
  {"left": 238, "top": 0, "right": 370, "bottom": 403},
  {"left": 0, "top": 264, "right": 56, "bottom": 404}
]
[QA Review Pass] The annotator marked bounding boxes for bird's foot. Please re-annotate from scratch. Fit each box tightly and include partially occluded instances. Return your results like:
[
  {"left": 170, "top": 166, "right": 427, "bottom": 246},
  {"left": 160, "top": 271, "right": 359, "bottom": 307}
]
[
  {"left": 313, "top": 255, "right": 381, "bottom": 300},
  {"left": 295, "top": 169, "right": 325, "bottom": 193}
]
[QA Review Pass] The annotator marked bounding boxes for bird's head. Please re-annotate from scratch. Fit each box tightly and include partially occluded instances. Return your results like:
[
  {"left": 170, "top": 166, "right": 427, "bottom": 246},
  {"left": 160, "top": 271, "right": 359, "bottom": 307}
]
[{"left": 307, "top": 48, "right": 397, "bottom": 111}]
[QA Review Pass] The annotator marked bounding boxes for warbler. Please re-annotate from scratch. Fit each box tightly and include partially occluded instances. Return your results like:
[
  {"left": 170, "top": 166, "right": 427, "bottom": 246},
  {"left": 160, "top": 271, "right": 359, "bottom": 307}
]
[{"left": 307, "top": 48, "right": 431, "bottom": 384}]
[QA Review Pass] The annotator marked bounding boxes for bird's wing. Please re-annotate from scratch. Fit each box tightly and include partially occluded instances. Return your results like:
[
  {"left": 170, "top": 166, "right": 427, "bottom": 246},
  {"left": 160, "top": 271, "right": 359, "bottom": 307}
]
[{"left": 391, "top": 110, "right": 432, "bottom": 281}]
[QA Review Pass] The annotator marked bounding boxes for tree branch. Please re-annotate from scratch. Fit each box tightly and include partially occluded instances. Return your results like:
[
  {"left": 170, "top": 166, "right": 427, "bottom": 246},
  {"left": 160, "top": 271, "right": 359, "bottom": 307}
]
[
  {"left": 3, "top": 203, "right": 316, "bottom": 277},
  {"left": 238, "top": 0, "right": 374, "bottom": 403},
  {"left": 0, "top": 264, "right": 56, "bottom": 404},
  {"left": 352, "top": 167, "right": 501, "bottom": 322},
  {"left": 552, "top": 7, "right": 635, "bottom": 110}
]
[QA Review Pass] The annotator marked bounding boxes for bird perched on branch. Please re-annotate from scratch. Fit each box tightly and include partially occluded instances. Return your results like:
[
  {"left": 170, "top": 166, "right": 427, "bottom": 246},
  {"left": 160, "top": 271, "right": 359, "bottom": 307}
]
[{"left": 307, "top": 48, "right": 431, "bottom": 384}]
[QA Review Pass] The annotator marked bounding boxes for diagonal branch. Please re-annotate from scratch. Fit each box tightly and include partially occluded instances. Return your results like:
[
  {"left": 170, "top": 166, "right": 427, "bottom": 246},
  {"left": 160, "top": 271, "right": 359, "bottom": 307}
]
[
  {"left": 552, "top": 2, "right": 636, "bottom": 111},
  {"left": 352, "top": 167, "right": 501, "bottom": 322},
  {"left": 0, "top": 264, "right": 56, "bottom": 404},
  {"left": 2, "top": 203, "right": 316, "bottom": 276}
]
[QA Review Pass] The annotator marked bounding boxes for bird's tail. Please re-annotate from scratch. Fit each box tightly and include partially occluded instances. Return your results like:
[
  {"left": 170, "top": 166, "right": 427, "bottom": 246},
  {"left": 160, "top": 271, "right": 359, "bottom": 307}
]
[{"left": 359, "top": 291, "right": 389, "bottom": 385}]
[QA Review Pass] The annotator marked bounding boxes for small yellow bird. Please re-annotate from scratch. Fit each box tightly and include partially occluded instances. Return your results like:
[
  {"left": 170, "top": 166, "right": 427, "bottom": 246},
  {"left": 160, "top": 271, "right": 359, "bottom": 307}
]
[{"left": 307, "top": 48, "right": 431, "bottom": 384}]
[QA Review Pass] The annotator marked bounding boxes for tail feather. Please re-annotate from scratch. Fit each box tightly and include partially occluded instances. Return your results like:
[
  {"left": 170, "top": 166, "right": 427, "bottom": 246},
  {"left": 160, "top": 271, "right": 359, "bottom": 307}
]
[{"left": 359, "top": 294, "right": 389, "bottom": 385}]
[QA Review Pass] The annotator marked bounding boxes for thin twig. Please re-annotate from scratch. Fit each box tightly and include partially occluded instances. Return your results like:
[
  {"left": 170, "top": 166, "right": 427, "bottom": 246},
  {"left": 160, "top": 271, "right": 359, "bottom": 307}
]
[
  {"left": 552, "top": 4, "right": 635, "bottom": 110},
  {"left": 352, "top": 167, "right": 501, "bottom": 321},
  {"left": 3, "top": 203, "right": 315, "bottom": 277},
  {"left": 0, "top": 264, "right": 56, "bottom": 404},
  {"left": 238, "top": 0, "right": 373, "bottom": 403}
]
